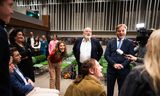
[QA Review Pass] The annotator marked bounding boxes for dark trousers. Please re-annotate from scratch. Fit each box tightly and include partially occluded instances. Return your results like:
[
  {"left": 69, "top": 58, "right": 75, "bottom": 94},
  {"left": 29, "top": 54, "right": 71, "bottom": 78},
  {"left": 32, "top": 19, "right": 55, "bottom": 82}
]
[
  {"left": 78, "top": 62, "right": 82, "bottom": 75},
  {"left": 107, "top": 67, "right": 130, "bottom": 96}
]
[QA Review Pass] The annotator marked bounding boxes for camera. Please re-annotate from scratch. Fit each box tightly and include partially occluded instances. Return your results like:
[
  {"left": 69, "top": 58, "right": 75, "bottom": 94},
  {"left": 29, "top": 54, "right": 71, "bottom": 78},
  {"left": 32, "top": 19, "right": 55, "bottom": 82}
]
[{"left": 136, "top": 23, "right": 154, "bottom": 46}]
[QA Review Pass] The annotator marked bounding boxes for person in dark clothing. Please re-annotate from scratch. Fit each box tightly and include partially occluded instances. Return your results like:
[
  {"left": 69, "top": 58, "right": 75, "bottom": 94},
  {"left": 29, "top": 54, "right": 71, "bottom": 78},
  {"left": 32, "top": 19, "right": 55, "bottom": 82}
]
[
  {"left": 9, "top": 47, "right": 34, "bottom": 96},
  {"left": 120, "top": 65, "right": 156, "bottom": 96},
  {"left": 120, "top": 29, "right": 160, "bottom": 96},
  {"left": 9, "top": 47, "right": 60, "bottom": 96},
  {"left": 27, "top": 32, "right": 35, "bottom": 48},
  {"left": 9, "top": 29, "right": 35, "bottom": 82},
  {"left": 0, "top": 0, "right": 13, "bottom": 95},
  {"left": 73, "top": 27, "right": 103, "bottom": 75},
  {"left": 104, "top": 24, "right": 134, "bottom": 96},
  {"left": 125, "top": 41, "right": 147, "bottom": 65},
  {"left": 126, "top": 29, "right": 154, "bottom": 65}
]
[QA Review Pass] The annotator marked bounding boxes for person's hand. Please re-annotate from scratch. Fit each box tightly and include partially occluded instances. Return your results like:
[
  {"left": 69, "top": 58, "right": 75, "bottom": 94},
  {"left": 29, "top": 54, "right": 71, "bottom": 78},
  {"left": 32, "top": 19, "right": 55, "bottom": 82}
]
[
  {"left": 28, "top": 79, "right": 35, "bottom": 87},
  {"left": 113, "top": 64, "right": 124, "bottom": 70},
  {"left": 126, "top": 54, "right": 137, "bottom": 61}
]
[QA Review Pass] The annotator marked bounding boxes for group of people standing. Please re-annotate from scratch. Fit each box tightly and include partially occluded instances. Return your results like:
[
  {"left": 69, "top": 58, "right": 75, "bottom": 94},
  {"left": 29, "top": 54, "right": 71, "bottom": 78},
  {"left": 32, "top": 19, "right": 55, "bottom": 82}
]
[
  {"left": 0, "top": 1, "right": 64, "bottom": 94},
  {"left": 27, "top": 31, "right": 67, "bottom": 92},
  {"left": 27, "top": 30, "right": 67, "bottom": 92},
  {"left": 27, "top": 31, "right": 49, "bottom": 56},
  {"left": 65, "top": 24, "right": 160, "bottom": 96},
  {"left": 66, "top": 25, "right": 134, "bottom": 96},
  {"left": 1, "top": 0, "right": 160, "bottom": 96},
  {"left": 10, "top": 29, "right": 67, "bottom": 92}
]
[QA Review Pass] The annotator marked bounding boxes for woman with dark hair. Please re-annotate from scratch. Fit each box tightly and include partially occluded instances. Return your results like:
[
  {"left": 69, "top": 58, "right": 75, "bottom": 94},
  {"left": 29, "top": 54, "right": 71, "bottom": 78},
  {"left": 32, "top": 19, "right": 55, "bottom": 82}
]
[
  {"left": 9, "top": 29, "right": 35, "bottom": 82},
  {"left": 48, "top": 41, "right": 67, "bottom": 91},
  {"left": 64, "top": 58, "right": 106, "bottom": 96}
]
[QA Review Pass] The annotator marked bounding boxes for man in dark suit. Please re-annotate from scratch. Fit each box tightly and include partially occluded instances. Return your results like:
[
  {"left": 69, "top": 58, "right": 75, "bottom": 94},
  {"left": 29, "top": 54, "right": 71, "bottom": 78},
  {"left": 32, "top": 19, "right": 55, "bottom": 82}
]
[
  {"left": 9, "top": 47, "right": 34, "bottom": 96},
  {"left": 104, "top": 24, "right": 134, "bottom": 96},
  {"left": 0, "top": 0, "right": 13, "bottom": 95},
  {"left": 27, "top": 31, "right": 35, "bottom": 48},
  {"left": 9, "top": 47, "right": 60, "bottom": 96},
  {"left": 73, "top": 27, "right": 103, "bottom": 75}
]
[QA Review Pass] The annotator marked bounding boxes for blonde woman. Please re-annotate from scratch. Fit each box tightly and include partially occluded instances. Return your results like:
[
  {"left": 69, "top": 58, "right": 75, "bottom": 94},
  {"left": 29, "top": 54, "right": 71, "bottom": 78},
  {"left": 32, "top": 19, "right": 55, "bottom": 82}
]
[{"left": 120, "top": 29, "right": 160, "bottom": 96}]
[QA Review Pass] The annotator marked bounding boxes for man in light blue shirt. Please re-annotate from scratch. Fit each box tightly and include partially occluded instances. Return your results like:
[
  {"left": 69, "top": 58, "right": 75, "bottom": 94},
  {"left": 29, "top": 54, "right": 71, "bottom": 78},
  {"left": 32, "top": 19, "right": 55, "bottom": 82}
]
[
  {"left": 104, "top": 24, "right": 135, "bottom": 96},
  {"left": 9, "top": 47, "right": 34, "bottom": 96},
  {"left": 9, "top": 47, "right": 60, "bottom": 96}
]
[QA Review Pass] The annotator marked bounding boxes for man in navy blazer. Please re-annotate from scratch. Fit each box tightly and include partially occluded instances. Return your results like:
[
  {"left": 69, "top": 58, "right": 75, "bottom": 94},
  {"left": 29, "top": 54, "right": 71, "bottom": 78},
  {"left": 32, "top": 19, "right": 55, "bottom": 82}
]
[
  {"left": 10, "top": 68, "right": 34, "bottom": 96},
  {"left": 9, "top": 47, "right": 60, "bottom": 96},
  {"left": 104, "top": 24, "right": 134, "bottom": 96},
  {"left": 0, "top": 0, "right": 14, "bottom": 95},
  {"left": 9, "top": 48, "right": 34, "bottom": 96},
  {"left": 73, "top": 27, "right": 103, "bottom": 75}
]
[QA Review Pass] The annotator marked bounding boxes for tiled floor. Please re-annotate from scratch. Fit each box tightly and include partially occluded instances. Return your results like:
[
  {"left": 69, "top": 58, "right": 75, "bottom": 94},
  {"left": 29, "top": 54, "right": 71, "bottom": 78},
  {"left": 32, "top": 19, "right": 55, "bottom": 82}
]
[
  {"left": 35, "top": 72, "right": 118, "bottom": 96},
  {"left": 35, "top": 72, "right": 73, "bottom": 95}
]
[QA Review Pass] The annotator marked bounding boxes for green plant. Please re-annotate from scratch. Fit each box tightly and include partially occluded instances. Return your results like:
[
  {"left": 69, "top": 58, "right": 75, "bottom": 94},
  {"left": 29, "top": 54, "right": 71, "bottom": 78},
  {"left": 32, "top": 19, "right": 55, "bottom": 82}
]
[
  {"left": 71, "top": 59, "right": 77, "bottom": 65},
  {"left": 99, "top": 56, "right": 108, "bottom": 74},
  {"left": 34, "top": 55, "right": 46, "bottom": 63}
]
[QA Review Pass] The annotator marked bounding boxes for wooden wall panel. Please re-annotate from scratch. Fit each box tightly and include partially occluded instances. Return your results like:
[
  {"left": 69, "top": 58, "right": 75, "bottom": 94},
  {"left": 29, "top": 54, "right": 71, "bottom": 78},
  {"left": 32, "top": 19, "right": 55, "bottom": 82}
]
[{"left": 42, "top": 15, "right": 50, "bottom": 27}]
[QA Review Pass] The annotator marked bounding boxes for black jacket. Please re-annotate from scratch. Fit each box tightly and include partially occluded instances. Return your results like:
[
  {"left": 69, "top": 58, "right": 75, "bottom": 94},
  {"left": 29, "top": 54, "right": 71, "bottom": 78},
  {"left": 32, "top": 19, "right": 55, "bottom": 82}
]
[
  {"left": 104, "top": 38, "right": 135, "bottom": 68},
  {"left": 10, "top": 42, "right": 35, "bottom": 82},
  {"left": 0, "top": 19, "right": 11, "bottom": 95},
  {"left": 73, "top": 37, "right": 103, "bottom": 63},
  {"left": 120, "top": 65, "right": 158, "bottom": 96}
]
